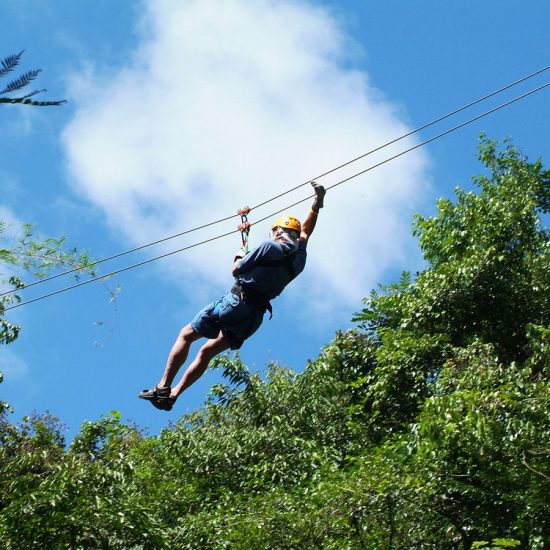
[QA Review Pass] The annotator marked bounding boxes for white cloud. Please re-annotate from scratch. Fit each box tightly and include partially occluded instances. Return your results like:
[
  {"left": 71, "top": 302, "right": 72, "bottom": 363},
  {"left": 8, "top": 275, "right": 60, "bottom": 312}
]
[{"left": 62, "top": 0, "right": 430, "bottom": 318}]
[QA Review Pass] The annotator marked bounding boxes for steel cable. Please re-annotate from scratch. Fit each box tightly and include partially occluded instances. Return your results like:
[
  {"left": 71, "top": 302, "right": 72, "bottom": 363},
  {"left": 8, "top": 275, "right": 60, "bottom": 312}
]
[
  {"left": 2, "top": 79, "right": 548, "bottom": 311},
  {"left": 1, "top": 65, "right": 546, "bottom": 299}
]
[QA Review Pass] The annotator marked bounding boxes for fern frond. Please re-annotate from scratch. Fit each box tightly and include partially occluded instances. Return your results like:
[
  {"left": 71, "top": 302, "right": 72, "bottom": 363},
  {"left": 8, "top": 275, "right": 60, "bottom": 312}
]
[
  {"left": 0, "top": 51, "right": 24, "bottom": 79},
  {"left": 26, "top": 99, "right": 67, "bottom": 106},
  {"left": 19, "top": 88, "right": 46, "bottom": 100},
  {"left": 0, "top": 96, "right": 67, "bottom": 106},
  {"left": 0, "top": 52, "right": 66, "bottom": 107},
  {"left": 0, "top": 69, "right": 42, "bottom": 95}
]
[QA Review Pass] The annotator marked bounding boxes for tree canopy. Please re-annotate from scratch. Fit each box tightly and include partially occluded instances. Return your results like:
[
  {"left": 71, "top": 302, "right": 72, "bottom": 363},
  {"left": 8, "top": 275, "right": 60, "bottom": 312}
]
[{"left": 1, "top": 137, "right": 548, "bottom": 549}]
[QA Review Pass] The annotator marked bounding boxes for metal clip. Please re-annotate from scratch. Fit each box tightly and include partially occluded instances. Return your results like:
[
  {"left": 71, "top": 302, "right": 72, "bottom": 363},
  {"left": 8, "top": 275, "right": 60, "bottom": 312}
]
[{"left": 237, "top": 207, "right": 251, "bottom": 252}]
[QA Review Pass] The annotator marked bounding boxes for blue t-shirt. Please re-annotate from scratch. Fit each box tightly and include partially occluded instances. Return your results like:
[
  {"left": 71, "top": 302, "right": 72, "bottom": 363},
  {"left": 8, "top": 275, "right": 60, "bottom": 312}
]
[{"left": 234, "top": 239, "right": 307, "bottom": 299}]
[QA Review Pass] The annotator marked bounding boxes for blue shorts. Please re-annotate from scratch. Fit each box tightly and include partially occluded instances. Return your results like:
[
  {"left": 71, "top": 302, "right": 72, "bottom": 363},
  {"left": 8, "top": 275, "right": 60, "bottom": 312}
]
[{"left": 191, "top": 290, "right": 265, "bottom": 350}]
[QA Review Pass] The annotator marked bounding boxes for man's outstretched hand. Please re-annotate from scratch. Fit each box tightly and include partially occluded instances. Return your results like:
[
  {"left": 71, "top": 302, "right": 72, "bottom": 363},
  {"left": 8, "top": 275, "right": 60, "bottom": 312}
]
[{"left": 311, "top": 181, "right": 326, "bottom": 211}]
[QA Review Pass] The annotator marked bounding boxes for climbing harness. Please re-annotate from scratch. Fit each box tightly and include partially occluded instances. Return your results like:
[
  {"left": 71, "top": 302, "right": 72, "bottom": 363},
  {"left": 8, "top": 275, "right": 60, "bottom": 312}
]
[
  {"left": 234, "top": 208, "right": 274, "bottom": 323},
  {"left": 233, "top": 205, "right": 298, "bottom": 320},
  {"left": 231, "top": 281, "right": 273, "bottom": 318},
  {"left": 235, "top": 205, "right": 280, "bottom": 319}
]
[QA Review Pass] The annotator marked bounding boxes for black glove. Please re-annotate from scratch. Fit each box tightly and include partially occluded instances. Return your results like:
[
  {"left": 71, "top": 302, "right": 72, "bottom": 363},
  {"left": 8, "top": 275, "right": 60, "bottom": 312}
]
[{"left": 311, "top": 181, "right": 326, "bottom": 211}]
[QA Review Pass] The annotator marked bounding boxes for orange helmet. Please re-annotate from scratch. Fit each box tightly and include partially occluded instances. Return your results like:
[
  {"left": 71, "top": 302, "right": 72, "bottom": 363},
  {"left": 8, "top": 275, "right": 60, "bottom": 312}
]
[{"left": 271, "top": 215, "right": 301, "bottom": 233}]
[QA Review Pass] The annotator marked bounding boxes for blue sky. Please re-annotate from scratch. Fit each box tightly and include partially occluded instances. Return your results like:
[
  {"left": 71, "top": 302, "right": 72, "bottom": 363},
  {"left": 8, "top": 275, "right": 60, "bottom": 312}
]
[{"left": 1, "top": 0, "right": 549, "bottom": 441}]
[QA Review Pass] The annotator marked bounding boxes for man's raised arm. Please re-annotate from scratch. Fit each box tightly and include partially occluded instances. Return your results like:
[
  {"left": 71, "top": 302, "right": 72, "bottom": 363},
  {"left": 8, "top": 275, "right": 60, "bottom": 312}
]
[{"left": 300, "top": 182, "right": 326, "bottom": 242}]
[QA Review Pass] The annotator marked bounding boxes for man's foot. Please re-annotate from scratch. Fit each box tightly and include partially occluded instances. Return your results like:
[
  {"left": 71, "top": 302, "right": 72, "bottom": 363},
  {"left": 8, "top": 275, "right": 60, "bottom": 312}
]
[{"left": 138, "top": 386, "right": 174, "bottom": 411}]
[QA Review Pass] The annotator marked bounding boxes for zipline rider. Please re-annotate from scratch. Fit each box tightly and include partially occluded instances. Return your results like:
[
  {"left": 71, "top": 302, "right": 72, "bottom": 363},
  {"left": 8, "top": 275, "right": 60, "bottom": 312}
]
[{"left": 139, "top": 182, "right": 326, "bottom": 411}]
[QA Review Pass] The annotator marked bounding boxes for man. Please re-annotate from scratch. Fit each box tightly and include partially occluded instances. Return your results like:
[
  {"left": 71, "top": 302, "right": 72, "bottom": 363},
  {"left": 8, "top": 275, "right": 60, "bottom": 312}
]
[{"left": 139, "top": 182, "right": 326, "bottom": 411}]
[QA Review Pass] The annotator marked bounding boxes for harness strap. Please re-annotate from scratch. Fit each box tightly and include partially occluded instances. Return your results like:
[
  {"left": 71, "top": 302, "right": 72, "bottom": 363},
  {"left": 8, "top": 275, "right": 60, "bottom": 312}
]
[
  {"left": 232, "top": 250, "right": 296, "bottom": 320},
  {"left": 231, "top": 283, "right": 273, "bottom": 318}
]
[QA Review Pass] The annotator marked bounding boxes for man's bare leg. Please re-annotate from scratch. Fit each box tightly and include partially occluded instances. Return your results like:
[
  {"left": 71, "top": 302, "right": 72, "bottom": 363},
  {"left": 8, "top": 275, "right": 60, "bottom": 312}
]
[
  {"left": 158, "top": 324, "right": 202, "bottom": 389},
  {"left": 171, "top": 331, "right": 232, "bottom": 401}
]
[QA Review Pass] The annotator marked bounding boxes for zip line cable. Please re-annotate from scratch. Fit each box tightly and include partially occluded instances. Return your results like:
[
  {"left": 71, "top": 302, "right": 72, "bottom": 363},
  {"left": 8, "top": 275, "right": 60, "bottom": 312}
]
[
  {"left": 250, "top": 82, "right": 550, "bottom": 227},
  {"left": 4, "top": 80, "right": 548, "bottom": 313},
  {"left": 322, "top": 82, "right": 550, "bottom": 192},
  {"left": 0, "top": 211, "right": 238, "bottom": 298},
  {"left": 248, "top": 65, "right": 549, "bottom": 211},
  {"left": 3, "top": 228, "right": 238, "bottom": 311},
  {"left": 1, "top": 65, "right": 547, "bottom": 300}
]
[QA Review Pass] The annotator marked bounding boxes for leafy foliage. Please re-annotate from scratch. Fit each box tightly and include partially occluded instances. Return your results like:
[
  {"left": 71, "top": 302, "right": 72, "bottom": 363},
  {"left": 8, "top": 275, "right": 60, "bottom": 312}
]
[
  {"left": 0, "top": 52, "right": 24, "bottom": 78},
  {"left": 1, "top": 222, "right": 98, "bottom": 343},
  {"left": 0, "top": 137, "right": 548, "bottom": 548},
  {"left": 0, "top": 51, "right": 66, "bottom": 106}
]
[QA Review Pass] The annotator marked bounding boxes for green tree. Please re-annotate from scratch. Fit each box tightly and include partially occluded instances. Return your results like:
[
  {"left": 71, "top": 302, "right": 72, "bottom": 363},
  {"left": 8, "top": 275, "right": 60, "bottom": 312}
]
[
  {"left": 350, "top": 136, "right": 549, "bottom": 547},
  {"left": 0, "top": 137, "right": 547, "bottom": 548},
  {"left": 0, "top": 411, "right": 168, "bottom": 548},
  {"left": 354, "top": 136, "right": 549, "bottom": 432},
  {"left": 414, "top": 335, "right": 550, "bottom": 548}
]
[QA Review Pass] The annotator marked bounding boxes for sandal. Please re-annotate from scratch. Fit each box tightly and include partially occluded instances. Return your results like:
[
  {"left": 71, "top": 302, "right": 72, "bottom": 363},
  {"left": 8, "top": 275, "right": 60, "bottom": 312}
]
[{"left": 138, "top": 386, "right": 174, "bottom": 411}]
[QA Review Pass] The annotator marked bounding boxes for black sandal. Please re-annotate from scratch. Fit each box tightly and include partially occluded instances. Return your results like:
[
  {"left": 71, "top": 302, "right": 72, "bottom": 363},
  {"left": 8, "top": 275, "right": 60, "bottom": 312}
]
[{"left": 138, "top": 386, "right": 174, "bottom": 411}]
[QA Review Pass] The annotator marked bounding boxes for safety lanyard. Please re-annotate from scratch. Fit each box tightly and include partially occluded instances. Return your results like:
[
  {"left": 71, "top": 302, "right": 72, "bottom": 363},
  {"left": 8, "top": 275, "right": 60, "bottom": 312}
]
[{"left": 237, "top": 206, "right": 251, "bottom": 254}]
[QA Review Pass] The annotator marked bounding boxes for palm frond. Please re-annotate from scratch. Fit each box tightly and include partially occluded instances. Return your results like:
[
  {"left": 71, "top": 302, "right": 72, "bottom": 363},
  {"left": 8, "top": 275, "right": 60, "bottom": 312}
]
[
  {"left": 0, "top": 51, "right": 24, "bottom": 79},
  {"left": 0, "top": 69, "right": 42, "bottom": 95}
]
